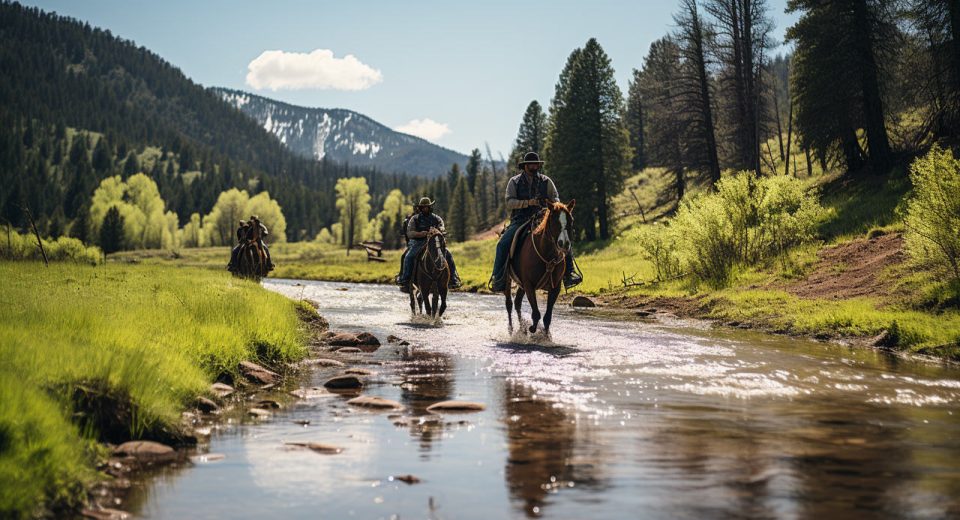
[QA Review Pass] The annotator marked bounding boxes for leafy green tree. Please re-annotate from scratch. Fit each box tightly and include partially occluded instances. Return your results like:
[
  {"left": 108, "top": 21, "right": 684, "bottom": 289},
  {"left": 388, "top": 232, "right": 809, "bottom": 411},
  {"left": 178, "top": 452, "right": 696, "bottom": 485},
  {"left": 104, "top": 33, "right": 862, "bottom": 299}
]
[
  {"left": 335, "top": 177, "right": 371, "bottom": 251},
  {"left": 448, "top": 176, "right": 477, "bottom": 242},
  {"left": 904, "top": 145, "right": 960, "bottom": 284},
  {"left": 375, "top": 189, "right": 407, "bottom": 249},
  {"left": 100, "top": 206, "right": 124, "bottom": 254}
]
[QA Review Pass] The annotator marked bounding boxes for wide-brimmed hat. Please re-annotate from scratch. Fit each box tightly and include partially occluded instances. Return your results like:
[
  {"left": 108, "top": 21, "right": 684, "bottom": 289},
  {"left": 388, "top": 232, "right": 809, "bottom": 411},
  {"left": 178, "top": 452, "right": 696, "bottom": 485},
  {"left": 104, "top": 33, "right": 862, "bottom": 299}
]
[
  {"left": 415, "top": 197, "right": 435, "bottom": 207},
  {"left": 517, "top": 151, "right": 545, "bottom": 167}
]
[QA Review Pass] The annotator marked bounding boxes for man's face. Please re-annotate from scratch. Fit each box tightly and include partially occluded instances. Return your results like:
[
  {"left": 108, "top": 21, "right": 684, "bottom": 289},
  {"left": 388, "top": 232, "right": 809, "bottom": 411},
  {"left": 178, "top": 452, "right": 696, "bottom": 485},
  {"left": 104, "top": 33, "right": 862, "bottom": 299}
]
[
  {"left": 524, "top": 163, "right": 540, "bottom": 174},
  {"left": 420, "top": 205, "right": 431, "bottom": 214}
]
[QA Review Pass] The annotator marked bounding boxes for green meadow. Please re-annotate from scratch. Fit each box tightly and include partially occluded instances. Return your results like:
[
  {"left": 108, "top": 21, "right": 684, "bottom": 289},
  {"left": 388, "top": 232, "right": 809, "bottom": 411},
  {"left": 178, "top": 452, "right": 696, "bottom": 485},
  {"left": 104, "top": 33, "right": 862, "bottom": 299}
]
[{"left": 0, "top": 261, "right": 307, "bottom": 518}]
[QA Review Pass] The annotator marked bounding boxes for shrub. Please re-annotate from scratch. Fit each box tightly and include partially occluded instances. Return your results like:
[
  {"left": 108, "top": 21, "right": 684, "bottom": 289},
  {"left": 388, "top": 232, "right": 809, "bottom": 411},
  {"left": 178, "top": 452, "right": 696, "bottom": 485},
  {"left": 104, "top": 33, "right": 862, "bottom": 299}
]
[
  {"left": 635, "top": 223, "right": 681, "bottom": 281},
  {"left": 903, "top": 145, "right": 960, "bottom": 285},
  {"left": 0, "top": 229, "right": 102, "bottom": 264},
  {"left": 659, "top": 171, "right": 825, "bottom": 287}
]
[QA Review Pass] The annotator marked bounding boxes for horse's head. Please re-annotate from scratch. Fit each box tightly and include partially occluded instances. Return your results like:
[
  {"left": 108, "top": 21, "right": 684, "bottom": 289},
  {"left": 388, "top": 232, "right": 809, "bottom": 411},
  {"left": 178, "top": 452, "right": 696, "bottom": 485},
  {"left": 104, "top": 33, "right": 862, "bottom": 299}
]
[
  {"left": 534, "top": 199, "right": 576, "bottom": 252},
  {"left": 426, "top": 228, "right": 447, "bottom": 270}
]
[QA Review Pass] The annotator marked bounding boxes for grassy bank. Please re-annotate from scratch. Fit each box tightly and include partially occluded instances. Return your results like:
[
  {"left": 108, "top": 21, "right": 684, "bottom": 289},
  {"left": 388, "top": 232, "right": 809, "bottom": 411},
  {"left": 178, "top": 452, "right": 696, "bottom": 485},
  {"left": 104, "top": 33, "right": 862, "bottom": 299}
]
[{"left": 0, "top": 261, "right": 307, "bottom": 518}]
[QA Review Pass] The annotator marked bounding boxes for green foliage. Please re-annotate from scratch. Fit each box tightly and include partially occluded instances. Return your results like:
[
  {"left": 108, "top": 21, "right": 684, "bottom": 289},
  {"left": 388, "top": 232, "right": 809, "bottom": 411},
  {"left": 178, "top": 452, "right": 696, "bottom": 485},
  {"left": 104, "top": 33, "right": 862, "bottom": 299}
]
[
  {"left": 0, "top": 262, "right": 306, "bottom": 517},
  {"left": 670, "top": 172, "right": 825, "bottom": 286},
  {"left": 635, "top": 223, "right": 680, "bottom": 281},
  {"left": 335, "top": 177, "right": 371, "bottom": 248},
  {"left": 90, "top": 174, "right": 179, "bottom": 250},
  {"left": 0, "top": 229, "right": 102, "bottom": 264},
  {"left": 904, "top": 145, "right": 960, "bottom": 284}
]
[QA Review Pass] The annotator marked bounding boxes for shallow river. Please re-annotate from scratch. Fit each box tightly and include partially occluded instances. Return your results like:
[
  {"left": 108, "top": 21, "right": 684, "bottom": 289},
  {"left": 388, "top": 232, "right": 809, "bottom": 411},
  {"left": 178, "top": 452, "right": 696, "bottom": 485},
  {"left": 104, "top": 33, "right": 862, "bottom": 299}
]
[{"left": 130, "top": 279, "right": 960, "bottom": 519}]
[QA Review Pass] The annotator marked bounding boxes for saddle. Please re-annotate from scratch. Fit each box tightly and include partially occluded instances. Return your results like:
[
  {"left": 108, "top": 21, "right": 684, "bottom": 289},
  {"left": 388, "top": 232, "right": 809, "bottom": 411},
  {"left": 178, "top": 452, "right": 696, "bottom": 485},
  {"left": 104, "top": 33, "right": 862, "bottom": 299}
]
[{"left": 506, "top": 220, "right": 533, "bottom": 285}]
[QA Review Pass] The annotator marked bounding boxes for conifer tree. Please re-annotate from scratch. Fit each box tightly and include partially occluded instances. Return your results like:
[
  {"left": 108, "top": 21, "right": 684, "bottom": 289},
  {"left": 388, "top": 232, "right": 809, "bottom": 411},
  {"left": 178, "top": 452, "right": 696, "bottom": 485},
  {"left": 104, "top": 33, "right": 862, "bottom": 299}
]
[
  {"left": 100, "top": 205, "right": 124, "bottom": 254},
  {"left": 448, "top": 176, "right": 477, "bottom": 242}
]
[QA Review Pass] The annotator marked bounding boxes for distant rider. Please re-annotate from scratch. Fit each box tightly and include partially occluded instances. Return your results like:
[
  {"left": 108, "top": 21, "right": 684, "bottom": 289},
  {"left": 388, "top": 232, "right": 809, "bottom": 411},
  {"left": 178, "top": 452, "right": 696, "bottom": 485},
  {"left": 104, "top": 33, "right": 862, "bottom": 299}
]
[
  {"left": 396, "top": 197, "right": 462, "bottom": 292},
  {"left": 248, "top": 215, "right": 274, "bottom": 272},
  {"left": 227, "top": 220, "right": 249, "bottom": 273}
]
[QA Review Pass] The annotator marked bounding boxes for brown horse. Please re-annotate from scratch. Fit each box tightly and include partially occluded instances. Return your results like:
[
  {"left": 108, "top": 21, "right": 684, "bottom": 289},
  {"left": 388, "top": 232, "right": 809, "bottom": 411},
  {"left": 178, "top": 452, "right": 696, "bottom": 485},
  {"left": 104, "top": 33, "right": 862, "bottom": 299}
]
[
  {"left": 235, "top": 224, "right": 268, "bottom": 280},
  {"left": 410, "top": 228, "right": 450, "bottom": 318},
  {"left": 504, "top": 200, "right": 576, "bottom": 336}
]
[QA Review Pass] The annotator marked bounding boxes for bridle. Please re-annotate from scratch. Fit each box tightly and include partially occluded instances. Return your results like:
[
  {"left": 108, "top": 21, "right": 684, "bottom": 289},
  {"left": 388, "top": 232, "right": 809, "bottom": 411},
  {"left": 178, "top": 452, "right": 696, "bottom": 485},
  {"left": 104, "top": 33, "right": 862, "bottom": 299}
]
[
  {"left": 417, "top": 229, "right": 449, "bottom": 287},
  {"left": 530, "top": 205, "right": 572, "bottom": 289}
]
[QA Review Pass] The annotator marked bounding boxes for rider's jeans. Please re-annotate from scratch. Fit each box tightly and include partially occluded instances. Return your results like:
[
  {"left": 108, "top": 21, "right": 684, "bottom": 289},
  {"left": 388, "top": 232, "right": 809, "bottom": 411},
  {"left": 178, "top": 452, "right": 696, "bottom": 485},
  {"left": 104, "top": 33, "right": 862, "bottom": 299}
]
[
  {"left": 399, "top": 238, "right": 425, "bottom": 283},
  {"left": 492, "top": 220, "right": 576, "bottom": 285}
]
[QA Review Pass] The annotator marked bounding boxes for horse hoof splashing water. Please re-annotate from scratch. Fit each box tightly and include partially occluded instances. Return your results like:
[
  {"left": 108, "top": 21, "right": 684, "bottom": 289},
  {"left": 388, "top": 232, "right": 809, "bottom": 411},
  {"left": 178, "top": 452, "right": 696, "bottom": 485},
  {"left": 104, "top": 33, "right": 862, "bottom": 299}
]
[
  {"left": 504, "top": 200, "right": 576, "bottom": 336},
  {"left": 410, "top": 228, "right": 450, "bottom": 319}
]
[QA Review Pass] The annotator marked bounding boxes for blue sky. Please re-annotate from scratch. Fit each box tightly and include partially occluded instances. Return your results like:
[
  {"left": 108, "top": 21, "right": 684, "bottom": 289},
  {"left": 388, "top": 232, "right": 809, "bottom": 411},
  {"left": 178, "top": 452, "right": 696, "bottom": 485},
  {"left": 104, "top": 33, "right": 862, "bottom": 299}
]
[{"left": 22, "top": 0, "right": 798, "bottom": 157}]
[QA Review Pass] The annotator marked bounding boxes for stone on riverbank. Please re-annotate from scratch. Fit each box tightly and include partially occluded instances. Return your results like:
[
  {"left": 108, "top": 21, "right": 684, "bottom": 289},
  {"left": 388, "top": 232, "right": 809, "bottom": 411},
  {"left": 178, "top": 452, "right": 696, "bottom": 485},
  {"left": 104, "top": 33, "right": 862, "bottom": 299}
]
[
  {"left": 195, "top": 396, "right": 219, "bottom": 413},
  {"left": 290, "top": 387, "right": 328, "bottom": 399},
  {"left": 81, "top": 507, "right": 132, "bottom": 520},
  {"left": 239, "top": 361, "right": 279, "bottom": 385},
  {"left": 571, "top": 296, "right": 596, "bottom": 308},
  {"left": 247, "top": 407, "right": 272, "bottom": 418},
  {"left": 210, "top": 382, "right": 235, "bottom": 398},
  {"left": 113, "top": 441, "right": 177, "bottom": 463},
  {"left": 347, "top": 396, "right": 403, "bottom": 409},
  {"left": 323, "top": 375, "right": 363, "bottom": 389},
  {"left": 426, "top": 400, "right": 486, "bottom": 412},
  {"left": 303, "top": 358, "right": 345, "bottom": 367},
  {"left": 336, "top": 347, "right": 362, "bottom": 353},
  {"left": 328, "top": 332, "right": 360, "bottom": 346},
  {"left": 356, "top": 332, "right": 380, "bottom": 346},
  {"left": 344, "top": 368, "right": 375, "bottom": 376}
]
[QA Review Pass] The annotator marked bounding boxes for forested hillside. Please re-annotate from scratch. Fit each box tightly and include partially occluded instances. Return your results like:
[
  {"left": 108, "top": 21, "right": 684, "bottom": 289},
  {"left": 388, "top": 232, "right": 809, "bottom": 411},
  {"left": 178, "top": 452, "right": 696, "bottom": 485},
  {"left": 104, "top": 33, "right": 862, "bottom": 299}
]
[{"left": 0, "top": 1, "right": 424, "bottom": 240}]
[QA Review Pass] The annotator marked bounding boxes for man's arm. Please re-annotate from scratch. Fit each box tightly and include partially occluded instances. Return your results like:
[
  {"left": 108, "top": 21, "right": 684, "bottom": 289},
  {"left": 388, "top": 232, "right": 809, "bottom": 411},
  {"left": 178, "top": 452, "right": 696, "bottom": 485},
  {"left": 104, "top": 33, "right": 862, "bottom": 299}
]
[
  {"left": 434, "top": 216, "right": 446, "bottom": 234},
  {"left": 407, "top": 215, "right": 427, "bottom": 239},
  {"left": 259, "top": 222, "right": 269, "bottom": 236},
  {"left": 546, "top": 178, "right": 560, "bottom": 203}
]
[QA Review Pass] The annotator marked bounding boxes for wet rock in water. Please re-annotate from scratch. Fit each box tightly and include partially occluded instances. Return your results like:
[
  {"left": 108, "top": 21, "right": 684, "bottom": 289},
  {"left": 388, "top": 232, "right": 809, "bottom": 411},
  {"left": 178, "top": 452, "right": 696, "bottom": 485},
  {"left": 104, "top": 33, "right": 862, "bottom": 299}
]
[
  {"left": 356, "top": 332, "right": 380, "bottom": 346},
  {"left": 398, "top": 340, "right": 411, "bottom": 346},
  {"left": 285, "top": 441, "right": 343, "bottom": 454},
  {"left": 335, "top": 347, "right": 362, "bottom": 354},
  {"left": 290, "top": 387, "right": 328, "bottom": 399},
  {"left": 392, "top": 474, "right": 422, "bottom": 485},
  {"left": 247, "top": 407, "right": 272, "bottom": 418},
  {"left": 387, "top": 335, "right": 402, "bottom": 343},
  {"left": 635, "top": 310, "right": 653, "bottom": 318},
  {"left": 328, "top": 332, "right": 360, "bottom": 346},
  {"left": 323, "top": 375, "right": 363, "bottom": 390},
  {"left": 571, "top": 296, "right": 596, "bottom": 308},
  {"left": 195, "top": 396, "right": 219, "bottom": 413},
  {"left": 321, "top": 330, "right": 338, "bottom": 340},
  {"left": 113, "top": 441, "right": 177, "bottom": 463},
  {"left": 239, "top": 361, "right": 279, "bottom": 385},
  {"left": 81, "top": 507, "right": 132, "bottom": 520},
  {"left": 347, "top": 396, "right": 403, "bottom": 410},
  {"left": 210, "top": 382, "right": 235, "bottom": 398},
  {"left": 344, "top": 368, "right": 375, "bottom": 376},
  {"left": 293, "top": 419, "right": 311, "bottom": 426},
  {"left": 189, "top": 453, "right": 225, "bottom": 463},
  {"left": 304, "top": 358, "right": 345, "bottom": 367},
  {"left": 256, "top": 399, "right": 281, "bottom": 409},
  {"left": 426, "top": 400, "right": 486, "bottom": 412}
]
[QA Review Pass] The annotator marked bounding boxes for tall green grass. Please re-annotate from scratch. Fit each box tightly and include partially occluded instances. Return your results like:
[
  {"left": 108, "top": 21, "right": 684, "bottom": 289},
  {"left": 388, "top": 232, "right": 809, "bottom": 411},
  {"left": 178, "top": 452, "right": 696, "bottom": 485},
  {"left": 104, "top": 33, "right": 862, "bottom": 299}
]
[{"left": 0, "top": 261, "right": 307, "bottom": 518}]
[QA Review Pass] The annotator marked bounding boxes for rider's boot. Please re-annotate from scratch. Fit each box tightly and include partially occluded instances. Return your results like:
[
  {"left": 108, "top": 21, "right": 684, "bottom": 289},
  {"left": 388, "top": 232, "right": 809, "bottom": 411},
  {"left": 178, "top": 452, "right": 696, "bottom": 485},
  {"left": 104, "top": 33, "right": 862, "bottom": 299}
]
[
  {"left": 399, "top": 280, "right": 411, "bottom": 294},
  {"left": 563, "top": 272, "right": 583, "bottom": 289},
  {"left": 489, "top": 275, "right": 506, "bottom": 292},
  {"left": 450, "top": 272, "right": 462, "bottom": 289}
]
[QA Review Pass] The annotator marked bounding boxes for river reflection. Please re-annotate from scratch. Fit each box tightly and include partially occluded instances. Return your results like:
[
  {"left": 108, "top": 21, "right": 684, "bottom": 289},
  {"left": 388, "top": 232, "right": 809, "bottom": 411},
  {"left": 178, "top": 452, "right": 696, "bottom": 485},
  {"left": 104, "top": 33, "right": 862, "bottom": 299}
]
[{"left": 127, "top": 279, "right": 960, "bottom": 519}]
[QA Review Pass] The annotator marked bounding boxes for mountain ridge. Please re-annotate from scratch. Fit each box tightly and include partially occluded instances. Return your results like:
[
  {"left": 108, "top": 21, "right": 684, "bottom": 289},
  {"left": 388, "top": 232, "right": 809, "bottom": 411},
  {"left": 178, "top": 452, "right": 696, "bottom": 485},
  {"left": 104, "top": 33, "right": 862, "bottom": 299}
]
[{"left": 214, "top": 87, "right": 467, "bottom": 178}]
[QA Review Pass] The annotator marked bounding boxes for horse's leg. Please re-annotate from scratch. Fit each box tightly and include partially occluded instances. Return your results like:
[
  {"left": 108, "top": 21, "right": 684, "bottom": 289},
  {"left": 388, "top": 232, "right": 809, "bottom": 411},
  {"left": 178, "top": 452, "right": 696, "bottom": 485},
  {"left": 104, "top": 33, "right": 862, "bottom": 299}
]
[
  {"left": 417, "top": 291, "right": 424, "bottom": 314},
  {"left": 504, "top": 282, "right": 514, "bottom": 334},
  {"left": 430, "top": 289, "right": 440, "bottom": 319},
  {"left": 514, "top": 288, "right": 525, "bottom": 326},
  {"left": 543, "top": 286, "right": 561, "bottom": 338},
  {"left": 409, "top": 287, "right": 417, "bottom": 314},
  {"left": 524, "top": 282, "right": 541, "bottom": 334},
  {"left": 422, "top": 288, "right": 433, "bottom": 316},
  {"left": 438, "top": 286, "right": 447, "bottom": 318}
]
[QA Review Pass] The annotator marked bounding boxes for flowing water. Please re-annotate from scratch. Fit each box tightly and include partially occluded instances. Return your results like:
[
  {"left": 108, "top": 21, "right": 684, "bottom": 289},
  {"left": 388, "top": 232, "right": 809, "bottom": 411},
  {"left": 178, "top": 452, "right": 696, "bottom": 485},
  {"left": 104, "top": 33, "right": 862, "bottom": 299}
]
[{"left": 129, "top": 279, "right": 960, "bottom": 519}]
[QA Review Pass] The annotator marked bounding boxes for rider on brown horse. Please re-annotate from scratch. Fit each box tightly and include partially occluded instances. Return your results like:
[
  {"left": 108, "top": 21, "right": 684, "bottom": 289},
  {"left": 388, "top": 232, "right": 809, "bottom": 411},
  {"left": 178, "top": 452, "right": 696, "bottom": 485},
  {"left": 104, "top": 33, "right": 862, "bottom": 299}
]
[
  {"left": 489, "top": 151, "right": 581, "bottom": 291},
  {"left": 396, "top": 197, "right": 462, "bottom": 292},
  {"left": 227, "top": 216, "right": 274, "bottom": 273}
]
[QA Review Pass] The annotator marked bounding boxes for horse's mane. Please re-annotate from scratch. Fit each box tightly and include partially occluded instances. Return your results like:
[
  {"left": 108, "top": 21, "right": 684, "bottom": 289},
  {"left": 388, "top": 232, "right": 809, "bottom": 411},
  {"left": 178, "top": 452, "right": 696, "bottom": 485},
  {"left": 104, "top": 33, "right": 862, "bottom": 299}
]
[{"left": 533, "top": 202, "right": 570, "bottom": 235}]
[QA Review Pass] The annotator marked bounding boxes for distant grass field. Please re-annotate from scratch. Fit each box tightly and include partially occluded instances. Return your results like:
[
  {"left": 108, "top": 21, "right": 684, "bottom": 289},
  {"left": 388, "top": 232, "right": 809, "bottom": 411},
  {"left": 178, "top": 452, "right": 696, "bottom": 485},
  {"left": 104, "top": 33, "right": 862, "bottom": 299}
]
[{"left": 0, "top": 261, "right": 307, "bottom": 518}]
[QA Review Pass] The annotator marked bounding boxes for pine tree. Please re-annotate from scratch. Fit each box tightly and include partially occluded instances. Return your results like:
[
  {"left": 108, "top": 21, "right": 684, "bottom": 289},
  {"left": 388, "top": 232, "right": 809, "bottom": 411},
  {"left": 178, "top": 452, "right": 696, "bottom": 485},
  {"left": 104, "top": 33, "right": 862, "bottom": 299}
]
[
  {"left": 545, "top": 39, "right": 631, "bottom": 240},
  {"left": 639, "top": 37, "right": 689, "bottom": 201},
  {"left": 510, "top": 100, "right": 548, "bottom": 167},
  {"left": 100, "top": 205, "right": 124, "bottom": 254},
  {"left": 465, "top": 149, "right": 482, "bottom": 194},
  {"left": 448, "top": 176, "right": 477, "bottom": 242},
  {"left": 123, "top": 150, "right": 139, "bottom": 177},
  {"left": 626, "top": 69, "right": 647, "bottom": 171}
]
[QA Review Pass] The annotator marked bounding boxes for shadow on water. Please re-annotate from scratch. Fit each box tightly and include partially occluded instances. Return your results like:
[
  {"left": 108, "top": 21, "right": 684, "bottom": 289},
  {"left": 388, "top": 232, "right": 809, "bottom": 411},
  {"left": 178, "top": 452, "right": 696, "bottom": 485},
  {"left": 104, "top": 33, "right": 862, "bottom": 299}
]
[{"left": 494, "top": 342, "right": 580, "bottom": 358}]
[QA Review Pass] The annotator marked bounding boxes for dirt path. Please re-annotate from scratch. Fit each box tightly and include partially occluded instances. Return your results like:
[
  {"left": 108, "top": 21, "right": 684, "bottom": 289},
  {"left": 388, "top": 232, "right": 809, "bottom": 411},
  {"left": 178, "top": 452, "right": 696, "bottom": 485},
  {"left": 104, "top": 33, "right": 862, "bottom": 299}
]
[{"left": 783, "top": 232, "right": 906, "bottom": 301}]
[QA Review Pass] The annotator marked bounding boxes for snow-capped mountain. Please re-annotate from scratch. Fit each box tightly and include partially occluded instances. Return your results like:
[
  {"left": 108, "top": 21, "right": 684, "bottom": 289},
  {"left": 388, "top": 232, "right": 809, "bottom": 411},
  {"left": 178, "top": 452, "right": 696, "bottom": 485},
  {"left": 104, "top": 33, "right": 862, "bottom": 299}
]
[{"left": 214, "top": 88, "right": 467, "bottom": 178}]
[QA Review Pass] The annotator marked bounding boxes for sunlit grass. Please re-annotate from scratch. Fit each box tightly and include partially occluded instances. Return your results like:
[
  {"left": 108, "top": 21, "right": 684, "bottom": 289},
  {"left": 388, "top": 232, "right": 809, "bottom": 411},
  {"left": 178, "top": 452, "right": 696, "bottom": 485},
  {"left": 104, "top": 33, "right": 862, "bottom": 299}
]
[{"left": 0, "top": 261, "right": 307, "bottom": 517}]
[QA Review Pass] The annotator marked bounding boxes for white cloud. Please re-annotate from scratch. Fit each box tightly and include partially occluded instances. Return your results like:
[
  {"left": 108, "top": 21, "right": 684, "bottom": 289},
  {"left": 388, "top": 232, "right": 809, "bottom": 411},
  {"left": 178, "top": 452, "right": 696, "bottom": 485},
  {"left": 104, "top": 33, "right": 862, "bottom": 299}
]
[
  {"left": 245, "top": 49, "right": 382, "bottom": 91},
  {"left": 394, "top": 118, "right": 451, "bottom": 142}
]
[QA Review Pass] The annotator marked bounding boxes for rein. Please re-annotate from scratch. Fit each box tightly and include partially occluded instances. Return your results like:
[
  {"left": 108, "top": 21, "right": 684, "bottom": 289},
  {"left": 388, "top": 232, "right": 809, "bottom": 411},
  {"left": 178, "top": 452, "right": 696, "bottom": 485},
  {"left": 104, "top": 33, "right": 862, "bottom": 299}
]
[{"left": 529, "top": 209, "right": 567, "bottom": 290}]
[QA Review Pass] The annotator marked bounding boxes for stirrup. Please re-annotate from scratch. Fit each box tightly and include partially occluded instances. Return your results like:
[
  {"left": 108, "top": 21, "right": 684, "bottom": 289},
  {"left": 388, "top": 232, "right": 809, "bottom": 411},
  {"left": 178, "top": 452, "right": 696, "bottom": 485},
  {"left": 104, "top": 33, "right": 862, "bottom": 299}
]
[{"left": 563, "top": 273, "right": 583, "bottom": 289}]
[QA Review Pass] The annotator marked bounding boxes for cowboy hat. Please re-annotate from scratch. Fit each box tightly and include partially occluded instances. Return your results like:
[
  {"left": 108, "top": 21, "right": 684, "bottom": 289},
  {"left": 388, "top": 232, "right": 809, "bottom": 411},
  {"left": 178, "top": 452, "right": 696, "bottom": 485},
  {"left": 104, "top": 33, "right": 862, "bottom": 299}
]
[
  {"left": 517, "top": 151, "right": 545, "bottom": 167},
  {"left": 415, "top": 197, "right": 435, "bottom": 207}
]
